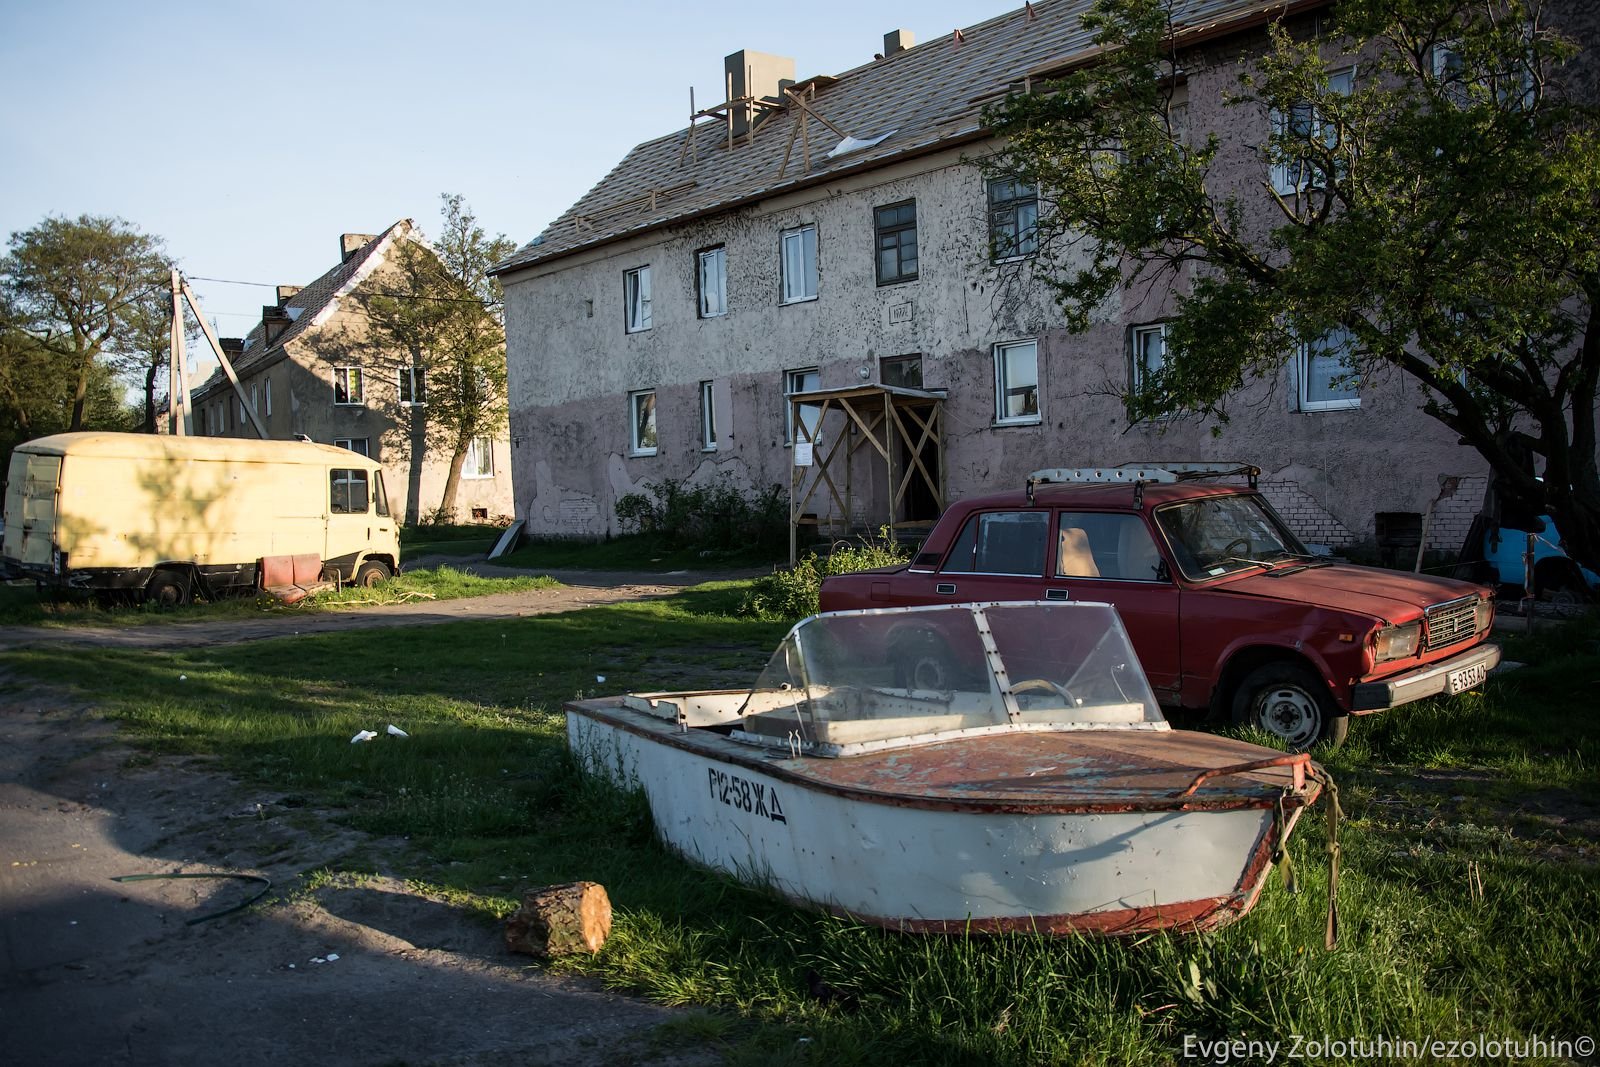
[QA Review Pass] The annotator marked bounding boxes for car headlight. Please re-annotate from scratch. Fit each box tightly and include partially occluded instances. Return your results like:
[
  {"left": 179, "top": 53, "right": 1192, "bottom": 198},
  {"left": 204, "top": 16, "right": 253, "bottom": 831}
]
[
  {"left": 1373, "top": 621, "right": 1421, "bottom": 662},
  {"left": 1475, "top": 596, "right": 1494, "bottom": 633}
]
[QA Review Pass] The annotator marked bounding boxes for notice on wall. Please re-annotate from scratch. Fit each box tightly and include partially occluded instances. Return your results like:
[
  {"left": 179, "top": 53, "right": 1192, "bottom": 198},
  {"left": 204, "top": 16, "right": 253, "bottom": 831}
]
[{"left": 794, "top": 441, "right": 814, "bottom": 467}]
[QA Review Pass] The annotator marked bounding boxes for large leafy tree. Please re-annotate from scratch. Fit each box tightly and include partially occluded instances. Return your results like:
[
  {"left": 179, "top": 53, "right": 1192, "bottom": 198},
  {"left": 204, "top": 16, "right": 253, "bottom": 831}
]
[
  {"left": 1, "top": 292, "right": 131, "bottom": 466},
  {"left": 986, "top": 0, "right": 1600, "bottom": 574},
  {"left": 364, "top": 194, "right": 515, "bottom": 520},
  {"left": 3, "top": 215, "right": 171, "bottom": 432}
]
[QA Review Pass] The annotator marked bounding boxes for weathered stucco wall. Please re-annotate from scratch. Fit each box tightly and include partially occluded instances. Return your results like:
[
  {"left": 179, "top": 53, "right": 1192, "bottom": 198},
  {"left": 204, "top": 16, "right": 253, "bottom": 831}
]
[{"left": 501, "top": 27, "right": 1494, "bottom": 549}]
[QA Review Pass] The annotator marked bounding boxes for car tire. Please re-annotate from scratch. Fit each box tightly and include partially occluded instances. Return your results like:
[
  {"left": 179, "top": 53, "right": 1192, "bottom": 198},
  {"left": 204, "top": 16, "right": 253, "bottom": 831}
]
[
  {"left": 354, "top": 560, "right": 391, "bottom": 588},
  {"left": 145, "top": 569, "right": 191, "bottom": 608},
  {"left": 1232, "top": 662, "right": 1348, "bottom": 752}
]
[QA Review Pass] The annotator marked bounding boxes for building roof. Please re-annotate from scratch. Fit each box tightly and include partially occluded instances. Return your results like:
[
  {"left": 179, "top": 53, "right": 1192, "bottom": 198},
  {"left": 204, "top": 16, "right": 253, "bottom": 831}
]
[
  {"left": 191, "top": 219, "right": 414, "bottom": 399},
  {"left": 493, "top": 0, "right": 1269, "bottom": 276}
]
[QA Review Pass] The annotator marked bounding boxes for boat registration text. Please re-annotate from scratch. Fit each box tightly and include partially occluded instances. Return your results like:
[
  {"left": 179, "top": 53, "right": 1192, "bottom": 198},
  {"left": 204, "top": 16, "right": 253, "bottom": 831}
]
[{"left": 708, "top": 768, "right": 788, "bottom": 823}]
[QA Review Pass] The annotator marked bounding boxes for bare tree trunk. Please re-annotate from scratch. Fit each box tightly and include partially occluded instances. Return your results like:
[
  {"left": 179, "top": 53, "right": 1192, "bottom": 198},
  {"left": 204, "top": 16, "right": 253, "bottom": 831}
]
[
  {"left": 141, "top": 358, "right": 159, "bottom": 433},
  {"left": 69, "top": 354, "right": 91, "bottom": 431},
  {"left": 438, "top": 443, "right": 468, "bottom": 522}
]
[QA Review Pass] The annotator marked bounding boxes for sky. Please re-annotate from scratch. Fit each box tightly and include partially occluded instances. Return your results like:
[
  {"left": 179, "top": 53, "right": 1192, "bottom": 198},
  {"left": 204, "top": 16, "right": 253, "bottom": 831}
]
[{"left": 1, "top": 0, "right": 1020, "bottom": 339}]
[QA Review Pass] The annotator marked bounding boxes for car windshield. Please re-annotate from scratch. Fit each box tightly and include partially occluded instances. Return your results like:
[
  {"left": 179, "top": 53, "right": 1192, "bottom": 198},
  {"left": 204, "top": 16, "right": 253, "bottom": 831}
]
[
  {"left": 1155, "top": 493, "right": 1309, "bottom": 580},
  {"left": 734, "top": 602, "right": 1165, "bottom": 756}
]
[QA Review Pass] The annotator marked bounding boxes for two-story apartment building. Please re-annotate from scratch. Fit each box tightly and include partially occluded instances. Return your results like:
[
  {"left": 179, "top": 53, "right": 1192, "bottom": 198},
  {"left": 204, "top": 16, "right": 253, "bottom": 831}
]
[
  {"left": 492, "top": 0, "right": 1582, "bottom": 551},
  {"left": 187, "top": 222, "right": 513, "bottom": 525}
]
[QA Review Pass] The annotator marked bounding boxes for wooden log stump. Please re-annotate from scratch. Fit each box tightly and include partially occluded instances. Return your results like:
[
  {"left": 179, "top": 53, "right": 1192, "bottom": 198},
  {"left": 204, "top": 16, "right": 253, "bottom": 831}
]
[{"left": 504, "top": 881, "right": 612, "bottom": 957}]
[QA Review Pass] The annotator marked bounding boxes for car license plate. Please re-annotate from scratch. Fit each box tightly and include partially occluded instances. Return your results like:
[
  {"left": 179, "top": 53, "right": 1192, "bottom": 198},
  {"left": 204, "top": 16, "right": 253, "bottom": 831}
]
[{"left": 1446, "top": 662, "right": 1488, "bottom": 694}]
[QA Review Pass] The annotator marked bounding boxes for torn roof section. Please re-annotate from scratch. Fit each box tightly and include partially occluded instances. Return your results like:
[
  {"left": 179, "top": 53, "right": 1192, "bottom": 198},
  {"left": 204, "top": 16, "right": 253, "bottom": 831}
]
[
  {"left": 191, "top": 220, "right": 413, "bottom": 398},
  {"left": 492, "top": 0, "right": 1268, "bottom": 277}
]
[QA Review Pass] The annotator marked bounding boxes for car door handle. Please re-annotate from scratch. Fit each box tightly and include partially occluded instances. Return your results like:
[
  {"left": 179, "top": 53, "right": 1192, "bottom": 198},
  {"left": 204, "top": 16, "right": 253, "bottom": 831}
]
[
  {"left": 936, "top": 582, "right": 956, "bottom": 595},
  {"left": 1045, "top": 589, "right": 1070, "bottom": 601}
]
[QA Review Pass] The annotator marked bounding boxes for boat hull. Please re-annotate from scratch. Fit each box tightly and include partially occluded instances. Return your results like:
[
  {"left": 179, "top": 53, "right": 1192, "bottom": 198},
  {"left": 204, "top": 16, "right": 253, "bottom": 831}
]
[{"left": 567, "top": 702, "right": 1310, "bottom": 935}]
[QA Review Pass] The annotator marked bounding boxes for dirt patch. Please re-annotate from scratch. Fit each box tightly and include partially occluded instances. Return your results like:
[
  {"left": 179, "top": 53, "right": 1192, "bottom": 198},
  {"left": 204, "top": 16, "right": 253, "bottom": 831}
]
[{"left": 0, "top": 673, "right": 718, "bottom": 1066}]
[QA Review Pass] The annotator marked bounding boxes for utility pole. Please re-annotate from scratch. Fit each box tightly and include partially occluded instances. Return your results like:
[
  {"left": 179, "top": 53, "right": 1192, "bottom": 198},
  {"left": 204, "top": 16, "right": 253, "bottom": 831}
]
[{"left": 168, "top": 273, "right": 268, "bottom": 439}]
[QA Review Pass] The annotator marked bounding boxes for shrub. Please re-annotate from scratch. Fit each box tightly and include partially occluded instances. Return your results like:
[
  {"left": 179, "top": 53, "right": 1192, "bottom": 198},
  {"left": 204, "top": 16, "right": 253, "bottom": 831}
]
[
  {"left": 614, "top": 475, "right": 786, "bottom": 555},
  {"left": 740, "top": 532, "right": 910, "bottom": 620}
]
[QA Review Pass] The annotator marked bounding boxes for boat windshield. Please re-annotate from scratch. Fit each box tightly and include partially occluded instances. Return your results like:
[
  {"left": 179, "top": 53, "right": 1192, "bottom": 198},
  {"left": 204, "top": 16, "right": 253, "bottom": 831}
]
[
  {"left": 1154, "top": 493, "right": 1310, "bottom": 580},
  {"left": 736, "top": 602, "right": 1165, "bottom": 755}
]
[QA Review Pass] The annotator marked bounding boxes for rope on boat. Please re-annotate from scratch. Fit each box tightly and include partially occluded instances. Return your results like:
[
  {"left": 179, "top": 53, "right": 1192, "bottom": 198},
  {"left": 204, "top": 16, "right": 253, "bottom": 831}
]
[
  {"left": 1272, "top": 791, "right": 1298, "bottom": 895},
  {"left": 1316, "top": 767, "right": 1344, "bottom": 950}
]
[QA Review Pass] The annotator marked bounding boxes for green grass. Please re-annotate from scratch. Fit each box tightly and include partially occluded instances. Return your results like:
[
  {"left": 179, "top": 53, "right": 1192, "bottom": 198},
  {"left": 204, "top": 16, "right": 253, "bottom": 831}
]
[
  {"left": 400, "top": 522, "right": 505, "bottom": 563},
  {"left": 3, "top": 597, "right": 1595, "bottom": 1064},
  {"left": 496, "top": 533, "right": 784, "bottom": 572},
  {"left": 0, "top": 566, "right": 557, "bottom": 626}
]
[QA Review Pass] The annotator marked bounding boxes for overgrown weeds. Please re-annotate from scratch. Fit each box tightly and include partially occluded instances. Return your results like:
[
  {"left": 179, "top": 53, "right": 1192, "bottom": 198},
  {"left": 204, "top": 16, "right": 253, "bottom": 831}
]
[
  {"left": 740, "top": 533, "right": 910, "bottom": 619},
  {"left": 615, "top": 475, "right": 786, "bottom": 556}
]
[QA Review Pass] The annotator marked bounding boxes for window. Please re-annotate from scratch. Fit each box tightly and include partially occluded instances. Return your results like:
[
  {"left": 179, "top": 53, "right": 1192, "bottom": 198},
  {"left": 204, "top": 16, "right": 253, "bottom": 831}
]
[
  {"left": 697, "top": 247, "right": 727, "bottom": 318},
  {"left": 250, "top": 383, "right": 259, "bottom": 414},
  {"left": 399, "top": 366, "right": 425, "bottom": 405},
  {"left": 1055, "top": 513, "right": 1166, "bottom": 581},
  {"left": 780, "top": 224, "right": 818, "bottom": 304},
  {"left": 700, "top": 380, "right": 718, "bottom": 451},
  {"left": 880, "top": 354, "right": 923, "bottom": 389},
  {"left": 874, "top": 200, "right": 918, "bottom": 285},
  {"left": 1131, "top": 323, "right": 1167, "bottom": 393},
  {"left": 988, "top": 178, "right": 1039, "bottom": 259},
  {"left": 373, "top": 470, "right": 390, "bottom": 518},
  {"left": 220, "top": 402, "right": 229, "bottom": 432},
  {"left": 239, "top": 398, "right": 247, "bottom": 424},
  {"left": 464, "top": 436, "right": 494, "bottom": 478},
  {"left": 1269, "top": 67, "right": 1354, "bottom": 195},
  {"left": 334, "top": 437, "right": 370, "bottom": 456},
  {"left": 1297, "top": 326, "right": 1361, "bottom": 411},
  {"left": 333, "top": 366, "right": 364, "bottom": 405},
  {"left": 941, "top": 511, "right": 1049, "bottom": 576},
  {"left": 330, "top": 469, "right": 370, "bottom": 514},
  {"left": 784, "top": 366, "right": 820, "bottom": 443},
  {"left": 264, "top": 376, "right": 272, "bottom": 417},
  {"left": 624, "top": 265, "right": 652, "bottom": 333},
  {"left": 629, "top": 389, "right": 657, "bottom": 455},
  {"left": 1432, "top": 38, "right": 1535, "bottom": 111},
  {"left": 993, "top": 340, "right": 1040, "bottom": 425}
]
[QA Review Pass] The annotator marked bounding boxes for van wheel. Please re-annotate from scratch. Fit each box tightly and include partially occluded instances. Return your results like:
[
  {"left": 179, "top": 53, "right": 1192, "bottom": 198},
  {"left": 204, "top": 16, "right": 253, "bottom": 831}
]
[
  {"left": 145, "top": 570, "right": 191, "bottom": 608},
  {"left": 1232, "top": 662, "right": 1348, "bottom": 752},
  {"left": 354, "top": 561, "right": 390, "bottom": 588}
]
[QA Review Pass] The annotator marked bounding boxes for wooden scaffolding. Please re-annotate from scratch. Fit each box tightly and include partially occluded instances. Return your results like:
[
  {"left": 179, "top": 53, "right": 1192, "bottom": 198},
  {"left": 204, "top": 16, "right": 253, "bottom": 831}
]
[{"left": 787, "top": 384, "right": 948, "bottom": 564}]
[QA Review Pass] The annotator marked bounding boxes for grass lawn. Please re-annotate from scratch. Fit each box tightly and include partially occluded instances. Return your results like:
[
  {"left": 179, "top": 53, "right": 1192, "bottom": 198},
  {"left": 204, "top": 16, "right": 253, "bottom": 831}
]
[
  {"left": 495, "top": 533, "right": 784, "bottom": 572},
  {"left": 400, "top": 523, "right": 506, "bottom": 563},
  {"left": 2, "top": 594, "right": 1595, "bottom": 1065},
  {"left": 0, "top": 566, "right": 556, "bottom": 627}
]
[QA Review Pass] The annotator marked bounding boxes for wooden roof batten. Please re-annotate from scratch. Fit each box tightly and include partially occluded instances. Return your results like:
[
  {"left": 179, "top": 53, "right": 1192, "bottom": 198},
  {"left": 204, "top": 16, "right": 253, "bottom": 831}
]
[{"left": 786, "top": 385, "right": 949, "bottom": 564}]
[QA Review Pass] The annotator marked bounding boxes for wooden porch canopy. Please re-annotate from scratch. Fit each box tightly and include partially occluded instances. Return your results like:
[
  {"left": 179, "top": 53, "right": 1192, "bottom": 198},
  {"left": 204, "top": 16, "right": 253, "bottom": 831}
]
[{"left": 787, "top": 383, "right": 948, "bottom": 564}]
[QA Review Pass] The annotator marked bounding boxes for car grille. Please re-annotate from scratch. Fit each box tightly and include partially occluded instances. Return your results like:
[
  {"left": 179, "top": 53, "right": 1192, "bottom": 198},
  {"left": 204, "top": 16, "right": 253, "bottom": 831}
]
[{"left": 1424, "top": 595, "right": 1478, "bottom": 651}]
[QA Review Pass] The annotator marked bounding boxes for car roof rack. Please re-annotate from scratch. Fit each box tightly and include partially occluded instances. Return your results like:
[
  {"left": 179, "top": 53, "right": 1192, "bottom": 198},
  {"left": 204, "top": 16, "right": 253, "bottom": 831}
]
[{"left": 1025, "top": 462, "right": 1259, "bottom": 505}]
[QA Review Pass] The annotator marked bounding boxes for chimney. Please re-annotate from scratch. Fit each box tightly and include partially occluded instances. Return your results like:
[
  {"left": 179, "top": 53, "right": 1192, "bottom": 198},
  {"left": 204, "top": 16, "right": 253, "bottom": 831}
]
[
  {"left": 276, "top": 285, "right": 302, "bottom": 307},
  {"left": 262, "top": 305, "right": 292, "bottom": 345},
  {"left": 883, "top": 29, "right": 914, "bottom": 55},
  {"left": 340, "top": 233, "right": 377, "bottom": 262},
  {"left": 724, "top": 49, "right": 794, "bottom": 137}
]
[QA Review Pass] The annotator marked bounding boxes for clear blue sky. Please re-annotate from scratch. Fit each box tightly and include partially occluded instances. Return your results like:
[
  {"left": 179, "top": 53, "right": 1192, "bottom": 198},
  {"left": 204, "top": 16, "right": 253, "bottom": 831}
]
[{"left": 1, "top": 0, "right": 1020, "bottom": 338}]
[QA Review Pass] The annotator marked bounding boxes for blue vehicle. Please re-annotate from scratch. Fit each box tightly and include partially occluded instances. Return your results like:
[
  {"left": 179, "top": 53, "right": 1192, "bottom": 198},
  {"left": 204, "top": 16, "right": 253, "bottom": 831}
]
[{"left": 1482, "top": 515, "right": 1599, "bottom": 605}]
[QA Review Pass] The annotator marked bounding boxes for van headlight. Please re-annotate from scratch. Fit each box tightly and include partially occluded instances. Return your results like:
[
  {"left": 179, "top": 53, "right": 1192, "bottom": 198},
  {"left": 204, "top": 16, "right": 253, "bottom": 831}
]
[
  {"left": 1374, "top": 622, "right": 1421, "bottom": 662},
  {"left": 1475, "top": 596, "right": 1494, "bottom": 633}
]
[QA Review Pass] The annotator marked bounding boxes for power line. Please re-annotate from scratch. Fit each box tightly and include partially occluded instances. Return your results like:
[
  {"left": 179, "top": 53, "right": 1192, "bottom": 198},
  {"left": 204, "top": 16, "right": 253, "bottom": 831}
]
[{"left": 187, "top": 273, "right": 497, "bottom": 307}]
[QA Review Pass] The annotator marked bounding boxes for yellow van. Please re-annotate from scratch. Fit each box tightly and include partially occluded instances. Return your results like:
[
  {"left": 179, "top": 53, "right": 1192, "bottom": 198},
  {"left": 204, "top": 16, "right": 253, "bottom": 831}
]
[{"left": 2, "top": 432, "right": 400, "bottom": 604}]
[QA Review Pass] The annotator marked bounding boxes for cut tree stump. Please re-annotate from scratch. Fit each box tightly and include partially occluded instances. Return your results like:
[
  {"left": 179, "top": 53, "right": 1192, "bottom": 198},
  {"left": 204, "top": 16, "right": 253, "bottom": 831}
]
[{"left": 504, "top": 881, "right": 612, "bottom": 957}]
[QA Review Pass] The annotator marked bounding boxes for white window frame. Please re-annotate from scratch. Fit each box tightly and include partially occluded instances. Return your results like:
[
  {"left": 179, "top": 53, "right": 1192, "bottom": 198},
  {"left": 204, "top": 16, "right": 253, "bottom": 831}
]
[
  {"left": 784, "top": 366, "right": 820, "bottom": 444},
  {"left": 624, "top": 265, "right": 652, "bottom": 333},
  {"left": 334, "top": 437, "right": 370, "bottom": 456},
  {"left": 463, "top": 436, "right": 494, "bottom": 478},
  {"left": 333, "top": 366, "right": 364, "bottom": 405},
  {"left": 1296, "top": 327, "right": 1362, "bottom": 412},
  {"left": 398, "top": 366, "right": 425, "bottom": 406},
  {"left": 1131, "top": 323, "right": 1167, "bottom": 393},
  {"left": 779, "top": 224, "right": 818, "bottom": 305},
  {"left": 993, "top": 340, "right": 1041, "bottom": 426},
  {"left": 250, "top": 383, "right": 259, "bottom": 414},
  {"left": 697, "top": 247, "right": 727, "bottom": 318},
  {"left": 1269, "top": 66, "right": 1355, "bottom": 195},
  {"left": 700, "top": 380, "right": 718, "bottom": 451},
  {"left": 629, "top": 389, "right": 658, "bottom": 456},
  {"left": 263, "top": 376, "right": 272, "bottom": 417}
]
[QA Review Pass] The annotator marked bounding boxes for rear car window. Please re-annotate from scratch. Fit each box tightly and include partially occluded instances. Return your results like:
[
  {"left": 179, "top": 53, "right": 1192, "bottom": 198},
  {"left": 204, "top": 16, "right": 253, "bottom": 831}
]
[{"left": 941, "top": 511, "right": 1048, "bottom": 575}]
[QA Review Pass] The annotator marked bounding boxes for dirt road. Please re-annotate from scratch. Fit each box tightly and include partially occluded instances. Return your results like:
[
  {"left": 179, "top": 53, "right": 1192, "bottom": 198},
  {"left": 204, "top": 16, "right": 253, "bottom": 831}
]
[{"left": 0, "top": 568, "right": 745, "bottom": 1065}]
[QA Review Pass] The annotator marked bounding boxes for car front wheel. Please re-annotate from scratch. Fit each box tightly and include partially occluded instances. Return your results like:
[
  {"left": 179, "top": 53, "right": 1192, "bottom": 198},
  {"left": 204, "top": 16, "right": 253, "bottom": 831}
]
[{"left": 1232, "top": 662, "right": 1348, "bottom": 752}]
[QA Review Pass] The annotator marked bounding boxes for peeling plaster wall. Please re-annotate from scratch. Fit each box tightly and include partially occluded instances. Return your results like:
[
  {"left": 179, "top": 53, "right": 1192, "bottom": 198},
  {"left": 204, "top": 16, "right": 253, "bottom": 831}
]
[{"left": 502, "top": 38, "right": 1494, "bottom": 545}]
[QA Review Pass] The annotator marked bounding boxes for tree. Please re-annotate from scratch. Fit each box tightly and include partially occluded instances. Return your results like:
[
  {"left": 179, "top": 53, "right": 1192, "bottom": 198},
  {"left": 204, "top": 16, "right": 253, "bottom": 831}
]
[
  {"left": 3, "top": 215, "right": 171, "bottom": 432},
  {"left": 364, "top": 194, "right": 515, "bottom": 521},
  {"left": 986, "top": 0, "right": 1600, "bottom": 575},
  {"left": 1, "top": 292, "right": 132, "bottom": 466}
]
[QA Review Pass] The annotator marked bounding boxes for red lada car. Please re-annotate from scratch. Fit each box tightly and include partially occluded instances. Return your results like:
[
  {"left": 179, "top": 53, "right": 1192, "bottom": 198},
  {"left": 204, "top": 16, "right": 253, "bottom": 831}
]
[{"left": 818, "top": 465, "right": 1501, "bottom": 749}]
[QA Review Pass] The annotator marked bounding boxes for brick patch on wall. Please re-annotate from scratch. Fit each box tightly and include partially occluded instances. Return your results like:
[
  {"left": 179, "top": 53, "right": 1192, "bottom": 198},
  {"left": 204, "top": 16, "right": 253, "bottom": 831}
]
[
  {"left": 1426, "top": 475, "right": 1489, "bottom": 551},
  {"left": 1259, "top": 479, "right": 1356, "bottom": 548}
]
